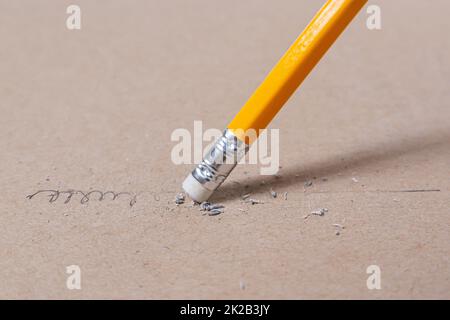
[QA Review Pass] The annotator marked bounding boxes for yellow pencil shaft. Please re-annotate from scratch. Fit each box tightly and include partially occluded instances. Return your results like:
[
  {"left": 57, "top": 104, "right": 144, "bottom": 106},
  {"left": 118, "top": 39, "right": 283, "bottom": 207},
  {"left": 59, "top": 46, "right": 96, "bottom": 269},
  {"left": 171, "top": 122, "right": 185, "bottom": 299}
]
[{"left": 228, "top": 0, "right": 367, "bottom": 143}]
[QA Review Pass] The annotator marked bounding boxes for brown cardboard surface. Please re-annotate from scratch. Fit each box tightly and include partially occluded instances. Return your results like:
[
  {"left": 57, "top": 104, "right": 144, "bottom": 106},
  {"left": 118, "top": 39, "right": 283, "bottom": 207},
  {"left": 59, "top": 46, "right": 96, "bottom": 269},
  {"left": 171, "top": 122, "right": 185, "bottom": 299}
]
[{"left": 0, "top": 0, "right": 449, "bottom": 299}]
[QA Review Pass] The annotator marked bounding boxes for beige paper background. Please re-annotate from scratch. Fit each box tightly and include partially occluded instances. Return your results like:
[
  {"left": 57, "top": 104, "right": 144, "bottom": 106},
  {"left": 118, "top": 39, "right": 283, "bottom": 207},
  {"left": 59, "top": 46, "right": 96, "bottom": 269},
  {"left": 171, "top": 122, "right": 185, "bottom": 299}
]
[{"left": 0, "top": 0, "right": 449, "bottom": 299}]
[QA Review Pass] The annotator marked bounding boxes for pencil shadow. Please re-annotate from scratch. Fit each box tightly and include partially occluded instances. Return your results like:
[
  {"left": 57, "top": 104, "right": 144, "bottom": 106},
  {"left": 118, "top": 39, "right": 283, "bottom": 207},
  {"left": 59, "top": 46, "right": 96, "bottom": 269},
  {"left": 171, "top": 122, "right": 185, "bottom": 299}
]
[{"left": 209, "top": 130, "right": 450, "bottom": 203}]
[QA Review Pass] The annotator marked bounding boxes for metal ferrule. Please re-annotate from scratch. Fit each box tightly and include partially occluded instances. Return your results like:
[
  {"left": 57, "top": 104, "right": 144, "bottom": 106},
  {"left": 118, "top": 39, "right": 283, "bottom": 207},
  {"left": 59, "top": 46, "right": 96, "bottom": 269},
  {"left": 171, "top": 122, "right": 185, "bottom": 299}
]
[{"left": 191, "top": 129, "right": 249, "bottom": 192}]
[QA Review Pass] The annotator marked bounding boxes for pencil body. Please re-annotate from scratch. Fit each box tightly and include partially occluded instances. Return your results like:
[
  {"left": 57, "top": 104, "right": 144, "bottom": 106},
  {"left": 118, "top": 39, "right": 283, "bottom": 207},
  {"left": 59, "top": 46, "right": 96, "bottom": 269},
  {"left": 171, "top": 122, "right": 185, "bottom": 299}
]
[{"left": 229, "top": 0, "right": 367, "bottom": 143}]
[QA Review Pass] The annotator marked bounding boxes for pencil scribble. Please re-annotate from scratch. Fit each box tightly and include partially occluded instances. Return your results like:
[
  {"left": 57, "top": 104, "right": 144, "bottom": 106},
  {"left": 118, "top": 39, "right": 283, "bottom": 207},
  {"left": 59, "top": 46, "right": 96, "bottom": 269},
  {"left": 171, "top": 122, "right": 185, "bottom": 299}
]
[{"left": 26, "top": 189, "right": 137, "bottom": 207}]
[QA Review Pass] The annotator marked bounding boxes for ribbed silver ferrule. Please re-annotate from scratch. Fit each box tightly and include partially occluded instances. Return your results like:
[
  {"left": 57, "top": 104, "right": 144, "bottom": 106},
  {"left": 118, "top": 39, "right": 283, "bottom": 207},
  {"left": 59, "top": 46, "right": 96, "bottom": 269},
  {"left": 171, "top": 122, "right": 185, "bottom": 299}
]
[{"left": 191, "top": 129, "right": 249, "bottom": 192}]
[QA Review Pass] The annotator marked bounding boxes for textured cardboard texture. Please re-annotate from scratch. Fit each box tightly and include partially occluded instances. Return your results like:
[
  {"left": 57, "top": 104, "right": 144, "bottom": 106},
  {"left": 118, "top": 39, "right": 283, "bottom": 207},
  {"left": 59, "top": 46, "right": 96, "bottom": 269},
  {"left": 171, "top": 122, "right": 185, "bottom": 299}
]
[{"left": 0, "top": 0, "right": 449, "bottom": 299}]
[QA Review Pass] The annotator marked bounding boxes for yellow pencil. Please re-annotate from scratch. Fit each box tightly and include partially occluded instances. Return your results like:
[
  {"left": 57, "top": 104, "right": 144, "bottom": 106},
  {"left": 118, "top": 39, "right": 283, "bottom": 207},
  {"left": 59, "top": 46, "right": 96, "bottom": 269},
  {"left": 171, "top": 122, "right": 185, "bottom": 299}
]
[{"left": 183, "top": 0, "right": 368, "bottom": 202}]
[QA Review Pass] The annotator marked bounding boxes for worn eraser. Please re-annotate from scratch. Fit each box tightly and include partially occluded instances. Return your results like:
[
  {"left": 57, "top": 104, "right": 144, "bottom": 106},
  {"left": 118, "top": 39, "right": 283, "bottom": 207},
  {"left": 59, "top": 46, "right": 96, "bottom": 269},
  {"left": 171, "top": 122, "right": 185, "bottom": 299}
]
[{"left": 182, "top": 174, "right": 214, "bottom": 203}]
